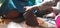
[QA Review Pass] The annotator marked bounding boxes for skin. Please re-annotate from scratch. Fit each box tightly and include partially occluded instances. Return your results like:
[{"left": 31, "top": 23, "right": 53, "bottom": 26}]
[
  {"left": 25, "top": 0, "right": 59, "bottom": 11},
  {"left": 24, "top": 0, "right": 60, "bottom": 18},
  {"left": 23, "top": 0, "right": 60, "bottom": 27}
]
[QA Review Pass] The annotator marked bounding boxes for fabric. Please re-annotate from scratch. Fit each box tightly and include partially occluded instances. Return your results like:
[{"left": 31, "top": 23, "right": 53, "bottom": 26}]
[
  {"left": 56, "top": 15, "right": 60, "bottom": 28},
  {"left": 35, "top": 0, "right": 43, "bottom": 5},
  {"left": 0, "top": 0, "right": 33, "bottom": 15},
  {"left": 29, "top": 0, "right": 35, "bottom": 5},
  {"left": 12, "top": 0, "right": 33, "bottom": 13},
  {"left": 4, "top": 9, "right": 20, "bottom": 19},
  {"left": 7, "top": 22, "right": 39, "bottom": 28}
]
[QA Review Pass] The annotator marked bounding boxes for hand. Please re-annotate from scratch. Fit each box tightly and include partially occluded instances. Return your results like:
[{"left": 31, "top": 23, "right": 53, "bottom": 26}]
[
  {"left": 43, "top": 12, "right": 56, "bottom": 18},
  {"left": 24, "top": 6, "right": 38, "bottom": 12},
  {"left": 24, "top": 6, "right": 33, "bottom": 11}
]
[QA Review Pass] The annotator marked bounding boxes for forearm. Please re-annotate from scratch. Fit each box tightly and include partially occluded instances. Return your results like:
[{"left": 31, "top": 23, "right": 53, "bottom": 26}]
[
  {"left": 25, "top": 0, "right": 59, "bottom": 14},
  {"left": 27, "top": 0, "right": 56, "bottom": 11}
]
